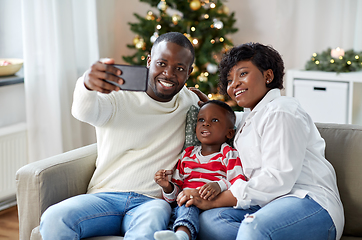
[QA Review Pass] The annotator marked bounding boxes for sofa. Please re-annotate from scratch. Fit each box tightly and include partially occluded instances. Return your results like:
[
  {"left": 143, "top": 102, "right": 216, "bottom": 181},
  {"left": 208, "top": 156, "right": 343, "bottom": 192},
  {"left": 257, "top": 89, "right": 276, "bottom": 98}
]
[{"left": 16, "top": 122, "right": 362, "bottom": 240}]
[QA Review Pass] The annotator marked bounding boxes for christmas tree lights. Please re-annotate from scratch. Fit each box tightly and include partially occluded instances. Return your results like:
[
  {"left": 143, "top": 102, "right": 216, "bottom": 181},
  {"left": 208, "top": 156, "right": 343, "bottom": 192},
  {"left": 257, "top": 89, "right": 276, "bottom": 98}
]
[{"left": 122, "top": 0, "right": 238, "bottom": 98}]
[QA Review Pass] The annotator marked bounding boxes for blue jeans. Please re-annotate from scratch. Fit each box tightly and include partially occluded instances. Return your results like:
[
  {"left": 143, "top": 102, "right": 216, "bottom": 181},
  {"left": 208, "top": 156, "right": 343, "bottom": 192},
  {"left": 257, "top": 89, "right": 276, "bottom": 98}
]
[
  {"left": 198, "top": 195, "right": 336, "bottom": 240},
  {"left": 40, "top": 192, "right": 171, "bottom": 240},
  {"left": 170, "top": 205, "right": 200, "bottom": 240}
]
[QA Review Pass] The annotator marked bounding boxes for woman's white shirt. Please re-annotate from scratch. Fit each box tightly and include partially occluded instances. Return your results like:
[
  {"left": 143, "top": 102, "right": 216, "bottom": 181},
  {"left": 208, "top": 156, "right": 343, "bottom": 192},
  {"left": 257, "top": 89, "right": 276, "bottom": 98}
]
[{"left": 230, "top": 89, "right": 344, "bottom": 239}]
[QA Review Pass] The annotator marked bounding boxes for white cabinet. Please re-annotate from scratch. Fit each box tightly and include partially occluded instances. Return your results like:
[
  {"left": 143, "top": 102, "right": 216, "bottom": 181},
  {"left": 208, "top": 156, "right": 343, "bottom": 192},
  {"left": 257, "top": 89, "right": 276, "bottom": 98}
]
[{"left": 286, "top": 70, "right": 362, "bottom": 125}]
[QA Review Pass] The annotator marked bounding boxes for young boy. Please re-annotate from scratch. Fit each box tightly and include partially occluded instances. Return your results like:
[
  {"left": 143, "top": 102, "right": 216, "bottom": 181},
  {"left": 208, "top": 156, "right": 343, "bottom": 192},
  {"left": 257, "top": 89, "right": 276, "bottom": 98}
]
[{"left": 154, "top": 100, "right": 246, "bottom": 240}]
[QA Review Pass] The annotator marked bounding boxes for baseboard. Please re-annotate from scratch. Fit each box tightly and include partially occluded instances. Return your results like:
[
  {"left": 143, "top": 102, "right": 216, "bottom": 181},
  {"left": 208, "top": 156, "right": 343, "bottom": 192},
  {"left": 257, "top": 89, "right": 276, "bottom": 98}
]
[{"left": 0, "top": 195, "right": 17, "bottom": 212}]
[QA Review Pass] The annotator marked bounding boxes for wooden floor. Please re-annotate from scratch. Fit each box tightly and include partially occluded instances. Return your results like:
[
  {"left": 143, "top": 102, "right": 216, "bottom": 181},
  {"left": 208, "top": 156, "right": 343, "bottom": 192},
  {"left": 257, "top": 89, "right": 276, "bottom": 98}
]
[{"left": 0, "top": 206, "right": 19, "bottom": 240}]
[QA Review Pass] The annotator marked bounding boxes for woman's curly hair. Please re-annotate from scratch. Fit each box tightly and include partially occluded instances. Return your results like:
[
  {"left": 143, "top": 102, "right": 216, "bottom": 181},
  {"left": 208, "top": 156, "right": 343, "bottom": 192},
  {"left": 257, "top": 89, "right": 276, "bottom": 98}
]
[{"left": 218, "top": 42, "right": 285, "bottom": 95}]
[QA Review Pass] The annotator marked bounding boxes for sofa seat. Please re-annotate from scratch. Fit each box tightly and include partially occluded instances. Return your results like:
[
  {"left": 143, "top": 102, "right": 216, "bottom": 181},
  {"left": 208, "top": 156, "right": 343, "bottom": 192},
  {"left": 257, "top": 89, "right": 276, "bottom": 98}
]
[{"left": 16, "top": 123, "right": 362, "bottom": 240}]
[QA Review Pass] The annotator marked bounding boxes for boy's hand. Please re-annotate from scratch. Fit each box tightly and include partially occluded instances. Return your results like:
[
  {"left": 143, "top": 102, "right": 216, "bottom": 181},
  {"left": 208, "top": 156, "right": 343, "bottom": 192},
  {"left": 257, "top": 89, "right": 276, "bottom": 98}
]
[
  {"left": 154, "top": 169, "right": 173, "bottom": 193},
  {"left": 199, "top": 182, "right": 221, "bottom": 200}
]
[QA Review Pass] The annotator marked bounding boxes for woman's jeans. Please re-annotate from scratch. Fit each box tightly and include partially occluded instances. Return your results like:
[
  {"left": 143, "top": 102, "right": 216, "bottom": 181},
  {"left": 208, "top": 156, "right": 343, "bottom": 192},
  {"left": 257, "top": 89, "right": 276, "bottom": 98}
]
[
  {"left": 170, "top": 205, "right": 200, "bottom": 240},
  {"left": 198, "top": 195, "right": 336, "bottom": 240},
  {"left": 40, "top": 192, "right": 171, "bottom": 240}
]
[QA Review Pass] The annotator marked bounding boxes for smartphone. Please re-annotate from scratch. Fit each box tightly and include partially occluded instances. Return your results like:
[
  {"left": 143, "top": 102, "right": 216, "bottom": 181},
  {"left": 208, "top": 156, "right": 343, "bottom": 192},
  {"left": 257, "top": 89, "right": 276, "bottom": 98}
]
[{"left": 105, "top": 64, "right": 149, "bottom": 92}]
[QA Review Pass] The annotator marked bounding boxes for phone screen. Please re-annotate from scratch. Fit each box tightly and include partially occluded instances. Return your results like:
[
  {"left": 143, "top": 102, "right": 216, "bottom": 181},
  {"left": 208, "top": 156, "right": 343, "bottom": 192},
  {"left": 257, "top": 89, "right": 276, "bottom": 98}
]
[{"left": 105, "top": 64, "right": 149, "bottom": 92}]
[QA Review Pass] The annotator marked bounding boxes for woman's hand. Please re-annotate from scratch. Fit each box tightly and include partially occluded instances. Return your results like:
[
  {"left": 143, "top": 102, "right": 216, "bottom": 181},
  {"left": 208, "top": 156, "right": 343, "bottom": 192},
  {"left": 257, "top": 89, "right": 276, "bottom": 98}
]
[
  {"left": 178, "top": 190, "right": 238, "bottom": 210},
  {"left": 177, "top": 189, "right": 215, "bottom": 210},
  {"left": 188, "top": 87, "right": 209, "bottom": 106}
]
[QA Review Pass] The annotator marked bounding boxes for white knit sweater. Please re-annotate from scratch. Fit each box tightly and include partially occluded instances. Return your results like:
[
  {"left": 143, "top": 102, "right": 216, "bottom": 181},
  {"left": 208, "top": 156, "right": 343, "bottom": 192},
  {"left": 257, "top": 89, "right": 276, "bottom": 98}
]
[{"left": 72, "top": 76, "right": 199, "bottom": 198}]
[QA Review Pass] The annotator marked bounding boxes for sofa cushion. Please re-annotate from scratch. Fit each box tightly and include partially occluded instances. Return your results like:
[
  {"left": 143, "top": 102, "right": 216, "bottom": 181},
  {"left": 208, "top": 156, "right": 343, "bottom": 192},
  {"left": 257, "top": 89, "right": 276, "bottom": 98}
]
[
  {"left": 183, "top": 105, "right": 201, "bottom": 150},
  {"left": 316, "top": 123, "right": 362, "bottom": 237}
]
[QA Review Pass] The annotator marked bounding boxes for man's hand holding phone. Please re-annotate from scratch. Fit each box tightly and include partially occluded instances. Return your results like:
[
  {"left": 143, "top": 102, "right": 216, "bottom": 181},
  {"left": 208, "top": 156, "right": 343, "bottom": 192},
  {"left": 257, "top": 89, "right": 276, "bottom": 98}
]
[
  {"left": 84, "top": 58, "right": 124, "bottom": 94},
  {"left": 84, "top": 58, "right": 149, "bottom": 94}
]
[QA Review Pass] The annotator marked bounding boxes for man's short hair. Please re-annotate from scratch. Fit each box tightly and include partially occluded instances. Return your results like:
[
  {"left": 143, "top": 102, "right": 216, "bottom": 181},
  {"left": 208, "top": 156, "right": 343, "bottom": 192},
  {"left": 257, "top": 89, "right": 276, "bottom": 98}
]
[{"left": 152, "top": 32, "right": 195, "bottom": 67}]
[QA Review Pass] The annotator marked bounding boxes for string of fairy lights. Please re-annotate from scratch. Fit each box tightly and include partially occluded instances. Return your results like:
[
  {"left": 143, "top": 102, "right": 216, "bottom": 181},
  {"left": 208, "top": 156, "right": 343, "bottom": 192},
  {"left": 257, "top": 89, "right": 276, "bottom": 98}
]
[{"left": 305, "top": 47, "right": 362, "bottom": 73}]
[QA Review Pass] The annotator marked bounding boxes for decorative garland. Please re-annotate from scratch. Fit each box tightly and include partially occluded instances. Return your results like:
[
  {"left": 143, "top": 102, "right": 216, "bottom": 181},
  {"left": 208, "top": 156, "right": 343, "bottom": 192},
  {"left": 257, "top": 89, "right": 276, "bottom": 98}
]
[{"left": 305, "top": 48, "right": 362, "bottom": 73}]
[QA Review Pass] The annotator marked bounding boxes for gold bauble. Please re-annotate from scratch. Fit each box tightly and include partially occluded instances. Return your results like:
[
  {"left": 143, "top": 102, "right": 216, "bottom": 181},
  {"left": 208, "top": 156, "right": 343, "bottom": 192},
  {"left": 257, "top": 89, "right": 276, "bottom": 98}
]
[
  {"left": 135, "top": 38, "right": 146, "bottom": 49},
  {"left": 145, "top": 11, "right": 155, "bottom": 21},
  {"left": 184, "top": 33, "right": 193, "bottom": 43},
  {"left": 197, "top": 72, "right": 208, "bottom": 82},
  {"left": 191, "top": 65, "right": 199, "bottom": 75},
  {"left": 223, "top": 5, "right": 230, "bottom": 14},
  {"left": 190, "top": 0, "right": 201, "bottom": 11},
  {"left": 133, "top": 35, "right": 140, "bottom": 45},
  {"left": 208, "top": 93, "right": 224, "bottom": 101},
  {"left": 172, "top": 14, "right": 181, "bottom": 25}
]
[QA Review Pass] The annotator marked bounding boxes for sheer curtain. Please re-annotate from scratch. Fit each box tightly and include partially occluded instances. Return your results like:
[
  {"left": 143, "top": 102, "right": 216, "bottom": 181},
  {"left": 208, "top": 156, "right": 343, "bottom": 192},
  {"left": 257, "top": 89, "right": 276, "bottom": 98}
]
[
  {"left": 227, "top": 0, "right": 362, "bottom": 71},
  {"left": 22, "top": 0, "right": 99, "bottom": 162}
]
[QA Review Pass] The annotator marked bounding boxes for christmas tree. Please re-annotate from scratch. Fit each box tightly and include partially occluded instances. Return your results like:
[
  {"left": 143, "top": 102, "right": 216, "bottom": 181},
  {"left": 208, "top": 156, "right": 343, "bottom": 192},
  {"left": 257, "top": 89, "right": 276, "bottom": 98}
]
[{"left": 123, "top": 0, "right": 238, "bottom": 100}]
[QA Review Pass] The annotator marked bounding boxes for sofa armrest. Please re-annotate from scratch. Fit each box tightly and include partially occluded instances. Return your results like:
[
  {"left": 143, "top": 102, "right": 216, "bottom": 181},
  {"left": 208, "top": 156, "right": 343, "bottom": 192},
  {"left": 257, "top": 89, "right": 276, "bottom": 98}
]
[{"left": 16, "top": 143, "right": 97, "bottom": 240}]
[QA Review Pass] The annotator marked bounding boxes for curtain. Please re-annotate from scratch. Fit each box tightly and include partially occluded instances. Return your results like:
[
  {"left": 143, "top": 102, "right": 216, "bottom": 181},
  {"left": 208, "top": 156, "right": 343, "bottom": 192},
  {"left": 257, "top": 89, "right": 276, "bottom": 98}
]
[{"left": 21, "top": 0, "right": 99, "bottom": 162}]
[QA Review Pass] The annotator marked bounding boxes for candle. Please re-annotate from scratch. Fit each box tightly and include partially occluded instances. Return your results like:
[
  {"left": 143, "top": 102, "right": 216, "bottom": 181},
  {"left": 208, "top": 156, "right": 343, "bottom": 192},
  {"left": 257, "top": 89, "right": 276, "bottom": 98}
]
[{"left": 331, "top": 47, "right": 345, "bottom": 58}]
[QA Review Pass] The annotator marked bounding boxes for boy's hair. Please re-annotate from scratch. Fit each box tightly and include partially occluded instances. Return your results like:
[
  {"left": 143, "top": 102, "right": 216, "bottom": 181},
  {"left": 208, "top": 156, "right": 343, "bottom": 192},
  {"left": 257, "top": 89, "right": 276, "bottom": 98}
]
[
  {"left": 218, "top": 42, "right": 285, "bottom": 95},
  {"left": 152, "top": 32, "right": 195, "bottom": 68},
  {"left": 200, "top": 100, "right": 236, "bottom": 127}
]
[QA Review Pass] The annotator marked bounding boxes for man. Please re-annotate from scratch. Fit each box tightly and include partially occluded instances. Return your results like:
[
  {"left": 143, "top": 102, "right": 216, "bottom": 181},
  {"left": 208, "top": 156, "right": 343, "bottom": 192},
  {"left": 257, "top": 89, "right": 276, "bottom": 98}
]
[{"left": 40, "top": 32, "right": 205, "bottom": 239}]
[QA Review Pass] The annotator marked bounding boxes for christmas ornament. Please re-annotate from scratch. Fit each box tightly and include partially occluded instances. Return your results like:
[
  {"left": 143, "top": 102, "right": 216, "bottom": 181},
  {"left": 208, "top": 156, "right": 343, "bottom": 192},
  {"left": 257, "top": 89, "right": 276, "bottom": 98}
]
[
  {"left": 135, "top": 38, "right": 146, "bottom": 49},
  {"left": 184, "top": 33, "right": 193, "bottom": 43},
  {"left": 190, "top": 0, "right": 201, "bottom": 11},
  {"left": 197, "top": 72, "right": 208, "bottom": 82},
  {"left": 213, "top": 19, "right": 224, "bottom": 29},
  {"left": 192, "top": 38, "right": 199, "bottom": 46},
  {"left": 172, "top": 14, "right": 181, "bottom": 25},
  {"left": 145, "top": 11, "right": 155, "bottom": 21},
  {"left": 166, "top": 8, "right": 183, "bottom": 18},
  {"left": 223, "top": 5, "right": 230, "bottom": 14},
  {"left": 133, "top": 35, "right": 140, "bottom": 45},
  {"left": 206, "top": 63, "right": 218, "bottom": 74},
  {"left": 150, "top": 32, "right": 159, "bottom": 43},
  {"left": 157, "top": 0, "right": 168, "bottom": 11},
  {"left": 208, "top": 93, "right": 224, "bottom": 101},
  {"left": 191, "top": 65, "right": 199, "bottom": 75}
]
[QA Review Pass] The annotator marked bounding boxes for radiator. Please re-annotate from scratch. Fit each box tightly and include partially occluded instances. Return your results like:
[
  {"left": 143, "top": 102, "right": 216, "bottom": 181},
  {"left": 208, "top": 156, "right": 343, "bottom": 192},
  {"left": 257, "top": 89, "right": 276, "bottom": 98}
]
[{"left": 0, "top": 122, "right": 28, "bottom": 201}]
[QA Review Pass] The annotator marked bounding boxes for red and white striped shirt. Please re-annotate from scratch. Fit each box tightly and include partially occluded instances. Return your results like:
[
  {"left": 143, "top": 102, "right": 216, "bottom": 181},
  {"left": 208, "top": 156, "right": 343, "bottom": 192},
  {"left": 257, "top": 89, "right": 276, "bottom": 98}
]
[{"left": 163, "top": 143, "right": 246, "bottom": 203}]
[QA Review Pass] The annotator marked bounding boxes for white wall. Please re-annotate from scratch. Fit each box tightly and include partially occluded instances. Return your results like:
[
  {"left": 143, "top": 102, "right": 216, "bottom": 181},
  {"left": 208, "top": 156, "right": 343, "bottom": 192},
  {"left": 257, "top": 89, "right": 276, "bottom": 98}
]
[
  {"left": 0, "top": 0, "right": 25, "bottom": 128},
  {"left": 1, "top": 0, "right": 361, "bottom": 128}
]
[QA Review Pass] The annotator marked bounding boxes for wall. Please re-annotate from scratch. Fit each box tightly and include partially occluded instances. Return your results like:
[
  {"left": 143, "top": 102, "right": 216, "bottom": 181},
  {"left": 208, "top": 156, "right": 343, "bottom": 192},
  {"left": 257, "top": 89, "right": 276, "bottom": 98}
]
[{"left": 98, "top": 0, "right": 362, "bottom": 73}]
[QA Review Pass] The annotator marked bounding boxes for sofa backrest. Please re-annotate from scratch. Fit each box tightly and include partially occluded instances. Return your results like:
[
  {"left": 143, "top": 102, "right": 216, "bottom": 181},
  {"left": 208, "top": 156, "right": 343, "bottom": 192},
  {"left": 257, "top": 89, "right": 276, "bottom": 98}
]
[{"left": 316, "top": 123, "right": 362, "bottom": 237}]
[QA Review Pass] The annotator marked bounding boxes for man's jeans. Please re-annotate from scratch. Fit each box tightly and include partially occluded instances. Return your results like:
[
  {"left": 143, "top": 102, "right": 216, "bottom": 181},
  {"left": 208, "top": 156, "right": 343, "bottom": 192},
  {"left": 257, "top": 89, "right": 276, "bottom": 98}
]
[
  {"left": 198, "top": 195, "right": 336, "bottom": 240},
  {"left": 40, "top": 192, "right": 171, "bottom": 240}
]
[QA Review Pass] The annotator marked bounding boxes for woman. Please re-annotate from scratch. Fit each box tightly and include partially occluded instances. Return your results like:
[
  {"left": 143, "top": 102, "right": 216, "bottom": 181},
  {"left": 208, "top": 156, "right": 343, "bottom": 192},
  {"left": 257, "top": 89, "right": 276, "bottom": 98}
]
[{"left": 179, "top": 43, "right": 344, "bottom": 240}]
